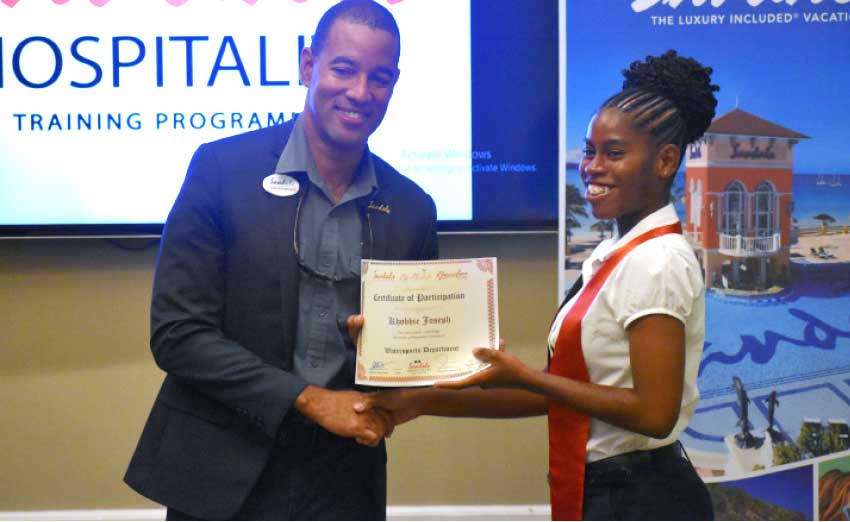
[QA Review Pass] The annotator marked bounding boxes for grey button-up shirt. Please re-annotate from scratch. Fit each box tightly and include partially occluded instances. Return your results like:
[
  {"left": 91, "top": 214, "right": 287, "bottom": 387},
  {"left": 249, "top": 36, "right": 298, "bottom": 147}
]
[{"left": 274, "top": 116, "right": 378, "bottom": 389}]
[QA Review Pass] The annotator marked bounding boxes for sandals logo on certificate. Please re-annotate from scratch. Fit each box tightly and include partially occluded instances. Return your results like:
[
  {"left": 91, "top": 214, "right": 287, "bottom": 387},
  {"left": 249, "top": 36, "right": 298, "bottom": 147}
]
[{"left": 356, "top": 257, "right": 499, "bottom": 387}]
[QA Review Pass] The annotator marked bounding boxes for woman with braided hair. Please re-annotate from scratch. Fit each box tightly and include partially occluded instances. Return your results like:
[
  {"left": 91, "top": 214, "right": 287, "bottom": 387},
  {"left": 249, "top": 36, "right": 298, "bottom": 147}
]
[{"left": 352, "top": 50, "right": 718, "bottom": 520}]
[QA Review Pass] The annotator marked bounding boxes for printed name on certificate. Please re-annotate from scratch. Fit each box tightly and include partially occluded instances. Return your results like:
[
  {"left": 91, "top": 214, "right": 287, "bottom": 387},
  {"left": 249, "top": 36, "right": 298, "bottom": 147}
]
[{"left": 356, "top": 257, "right": 499, "bottom": 387}]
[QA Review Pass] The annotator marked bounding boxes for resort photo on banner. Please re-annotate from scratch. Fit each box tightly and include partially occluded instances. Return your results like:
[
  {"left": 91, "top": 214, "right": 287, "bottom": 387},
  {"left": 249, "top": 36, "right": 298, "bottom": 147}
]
[{"left": 562, "top": 1, "right": 850, "bottom": 519}]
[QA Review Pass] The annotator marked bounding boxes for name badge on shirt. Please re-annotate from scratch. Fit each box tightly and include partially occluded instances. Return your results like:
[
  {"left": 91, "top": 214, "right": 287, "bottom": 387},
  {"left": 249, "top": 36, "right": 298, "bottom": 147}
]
[{"left": 262, "top": 174, "right": 300, "bottom": 197}]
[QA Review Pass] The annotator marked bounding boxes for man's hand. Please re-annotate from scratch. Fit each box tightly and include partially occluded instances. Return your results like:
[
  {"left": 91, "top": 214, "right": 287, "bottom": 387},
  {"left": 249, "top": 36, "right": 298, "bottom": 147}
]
[
  {"left": 353, "top": 389, "right": 424, "bottom": 429},
  {"left": 294, "top": 385, "right": 392, "bottom": 447}
]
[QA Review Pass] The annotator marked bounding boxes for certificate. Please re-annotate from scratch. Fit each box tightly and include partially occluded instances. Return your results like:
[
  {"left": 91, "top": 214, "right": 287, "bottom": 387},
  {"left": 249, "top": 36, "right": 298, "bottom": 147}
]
[{"left": 356, "top": 258, "right": 499, "bottom": 387}]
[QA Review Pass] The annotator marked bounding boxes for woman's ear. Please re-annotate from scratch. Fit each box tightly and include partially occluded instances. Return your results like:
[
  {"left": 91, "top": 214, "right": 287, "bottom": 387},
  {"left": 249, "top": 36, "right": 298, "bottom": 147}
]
[{"left": 655, "top": 143, "right": 681, "bottom": 182}]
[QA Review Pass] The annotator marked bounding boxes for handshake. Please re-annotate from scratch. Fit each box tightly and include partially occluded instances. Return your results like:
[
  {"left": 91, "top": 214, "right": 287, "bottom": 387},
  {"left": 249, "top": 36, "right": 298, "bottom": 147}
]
[
  {"left": 293, "top": 314, "right": 522, "bottom": 447},
  {"left": 294, "top": 384, "right": 416, "bottom": 448},
  {"left": 293, "top": 315, "right": 417, "bottom": 447}
]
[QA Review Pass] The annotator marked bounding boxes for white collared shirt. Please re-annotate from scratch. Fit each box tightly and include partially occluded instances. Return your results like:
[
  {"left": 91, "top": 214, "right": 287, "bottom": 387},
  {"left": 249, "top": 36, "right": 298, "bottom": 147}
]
[{"left": 548, "top": 204, "right": 705, "bottom": 462}]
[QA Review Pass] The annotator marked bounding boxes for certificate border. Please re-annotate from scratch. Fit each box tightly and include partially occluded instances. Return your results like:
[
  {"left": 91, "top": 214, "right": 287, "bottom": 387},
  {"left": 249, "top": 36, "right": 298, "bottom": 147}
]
[{"left": 356, "top": 258, "right": 498, "bottom": 386}]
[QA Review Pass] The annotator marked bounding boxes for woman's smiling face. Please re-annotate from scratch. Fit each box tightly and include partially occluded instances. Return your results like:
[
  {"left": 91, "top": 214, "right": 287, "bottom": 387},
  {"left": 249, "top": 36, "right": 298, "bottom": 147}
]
[{"left": 580, "top": 107, "right": 674, "bottom": 234}]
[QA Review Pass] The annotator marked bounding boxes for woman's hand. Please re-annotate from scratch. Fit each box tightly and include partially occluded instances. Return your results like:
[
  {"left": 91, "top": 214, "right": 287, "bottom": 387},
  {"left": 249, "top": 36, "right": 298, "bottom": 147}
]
[
  {"left": 347, "top": 314, "right": 364, "bottom": 346},
  {"left": 435, "top": 340, "right": 532, "bottom": 390}
]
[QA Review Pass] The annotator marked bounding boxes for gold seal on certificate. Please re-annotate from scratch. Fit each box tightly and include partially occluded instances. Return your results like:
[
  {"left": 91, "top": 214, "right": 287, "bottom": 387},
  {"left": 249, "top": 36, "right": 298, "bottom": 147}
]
[{"left": 356, "top": 257, "right": 499, "bottom": 387}]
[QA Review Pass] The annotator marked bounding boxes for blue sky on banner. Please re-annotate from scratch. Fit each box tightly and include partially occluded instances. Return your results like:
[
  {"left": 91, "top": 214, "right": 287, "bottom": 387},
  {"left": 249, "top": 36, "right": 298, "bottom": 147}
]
[{"left": 565, "top": 1, "right": 850, "bottom": 175}]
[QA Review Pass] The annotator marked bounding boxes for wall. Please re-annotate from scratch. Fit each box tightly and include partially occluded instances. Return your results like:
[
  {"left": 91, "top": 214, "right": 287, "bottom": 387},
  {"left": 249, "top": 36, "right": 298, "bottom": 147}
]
[{"left": 0, "top": 233, "right": 556, "bottom": 511}]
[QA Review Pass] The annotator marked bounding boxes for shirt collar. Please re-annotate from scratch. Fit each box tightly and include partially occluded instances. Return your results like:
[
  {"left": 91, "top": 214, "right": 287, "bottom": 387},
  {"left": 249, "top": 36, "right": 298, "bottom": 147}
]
[
  {"left": 585, "top": 203, "right": 681, "bottom": 270},
  {"left": 274, "top": 115, "right": 379, "bottom": 202}
]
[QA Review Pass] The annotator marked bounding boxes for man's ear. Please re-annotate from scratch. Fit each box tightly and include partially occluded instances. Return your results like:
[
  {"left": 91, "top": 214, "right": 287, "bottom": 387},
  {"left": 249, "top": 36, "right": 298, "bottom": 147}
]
[
  {"left": 656, "top": 143, "right": 681, "bottom": 182},
  {"left": 300, "top": 47, "right": 315, "bottom": 87}
]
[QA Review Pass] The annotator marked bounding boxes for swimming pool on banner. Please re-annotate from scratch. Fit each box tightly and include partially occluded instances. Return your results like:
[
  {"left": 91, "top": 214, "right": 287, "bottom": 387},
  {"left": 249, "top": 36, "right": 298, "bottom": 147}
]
[{"left": 682, "top": 262, "right": 850, "bottom": 467}]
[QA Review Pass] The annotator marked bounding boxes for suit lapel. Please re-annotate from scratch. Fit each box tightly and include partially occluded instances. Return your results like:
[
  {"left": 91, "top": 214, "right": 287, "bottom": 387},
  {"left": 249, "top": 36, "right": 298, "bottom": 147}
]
[{"left": 261, "top": 121, "right": 301, "bottom": 357}]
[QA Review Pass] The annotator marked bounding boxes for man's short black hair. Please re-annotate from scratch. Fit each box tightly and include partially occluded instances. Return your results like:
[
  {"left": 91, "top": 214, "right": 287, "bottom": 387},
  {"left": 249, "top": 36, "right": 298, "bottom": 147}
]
[{"left": 311, "top": 0, "right": 400, "bottom": 61}]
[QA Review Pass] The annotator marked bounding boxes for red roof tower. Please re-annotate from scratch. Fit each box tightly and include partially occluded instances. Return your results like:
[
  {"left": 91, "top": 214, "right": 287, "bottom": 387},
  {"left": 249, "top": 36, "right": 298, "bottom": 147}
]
[{"left": 684, "top": 108, "right": 809, "bottom": 291}]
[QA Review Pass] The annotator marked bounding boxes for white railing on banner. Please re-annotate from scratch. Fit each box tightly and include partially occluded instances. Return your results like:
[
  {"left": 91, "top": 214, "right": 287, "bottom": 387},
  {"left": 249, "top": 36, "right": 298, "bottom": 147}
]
[{"left": 717, "top": 233, "right": 781, "bottom": 257}]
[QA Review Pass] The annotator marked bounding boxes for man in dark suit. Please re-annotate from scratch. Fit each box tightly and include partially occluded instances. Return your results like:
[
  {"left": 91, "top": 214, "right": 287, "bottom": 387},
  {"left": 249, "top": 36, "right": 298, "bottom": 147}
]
[{"left": 124, "top": 1, "right": 438, "bottom": 519}]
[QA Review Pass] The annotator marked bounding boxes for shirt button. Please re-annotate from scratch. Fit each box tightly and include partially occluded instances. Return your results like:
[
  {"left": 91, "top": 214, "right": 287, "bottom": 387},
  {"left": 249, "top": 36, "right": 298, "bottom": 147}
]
[{"left": 319, "top": 311, "right": 327, "bottom": 318}]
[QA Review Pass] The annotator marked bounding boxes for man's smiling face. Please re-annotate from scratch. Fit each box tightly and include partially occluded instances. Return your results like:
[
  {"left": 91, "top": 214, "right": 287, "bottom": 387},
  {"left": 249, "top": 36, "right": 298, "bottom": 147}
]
[{"left": 300, "top": 19, "right": 400, "bottom": 153}]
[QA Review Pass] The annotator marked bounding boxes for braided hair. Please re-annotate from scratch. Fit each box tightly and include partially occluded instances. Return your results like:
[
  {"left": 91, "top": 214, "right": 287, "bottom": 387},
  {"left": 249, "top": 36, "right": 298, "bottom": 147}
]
[{"left": 601, "top": 50, "right": 719, "bottom": 169}]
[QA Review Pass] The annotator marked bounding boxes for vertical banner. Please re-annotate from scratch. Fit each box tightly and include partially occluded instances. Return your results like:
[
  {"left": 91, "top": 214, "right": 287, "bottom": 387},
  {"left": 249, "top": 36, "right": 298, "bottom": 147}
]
[{"left": 562, "top": 1, "right": 850, "bottom": 519}]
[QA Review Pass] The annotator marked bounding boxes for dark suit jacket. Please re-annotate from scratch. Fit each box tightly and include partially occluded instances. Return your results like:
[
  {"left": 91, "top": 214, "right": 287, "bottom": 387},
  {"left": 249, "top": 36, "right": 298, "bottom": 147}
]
[{"left": 124, "top": 117, "right": 438, "bottom": 519}]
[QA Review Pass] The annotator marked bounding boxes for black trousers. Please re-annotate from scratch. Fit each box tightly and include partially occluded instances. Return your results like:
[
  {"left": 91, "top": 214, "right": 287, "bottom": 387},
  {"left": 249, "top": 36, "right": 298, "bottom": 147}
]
[
  {"left": 167, "top": 421, "right": 386, "bottom": 521},
  {"left": 582, "top": 443, "right": 714, "bottom": 521}
]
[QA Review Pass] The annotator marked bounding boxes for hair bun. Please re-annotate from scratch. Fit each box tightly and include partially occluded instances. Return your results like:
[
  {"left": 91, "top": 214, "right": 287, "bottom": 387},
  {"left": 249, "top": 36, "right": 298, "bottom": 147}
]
[{"left": 622, "top": 50, "right": 719, "bottom": 144}]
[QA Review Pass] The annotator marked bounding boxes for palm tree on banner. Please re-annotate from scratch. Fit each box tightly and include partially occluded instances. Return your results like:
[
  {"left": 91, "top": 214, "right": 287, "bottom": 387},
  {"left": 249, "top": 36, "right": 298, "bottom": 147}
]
[{"left": 590, "top": 220, "right": 615, "bottom": 240}]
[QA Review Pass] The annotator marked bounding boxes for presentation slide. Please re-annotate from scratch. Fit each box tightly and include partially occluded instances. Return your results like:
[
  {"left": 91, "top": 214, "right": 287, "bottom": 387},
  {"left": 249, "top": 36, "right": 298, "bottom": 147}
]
[{"left": 0, "top": 0, "right": 557, "bottom": 234}]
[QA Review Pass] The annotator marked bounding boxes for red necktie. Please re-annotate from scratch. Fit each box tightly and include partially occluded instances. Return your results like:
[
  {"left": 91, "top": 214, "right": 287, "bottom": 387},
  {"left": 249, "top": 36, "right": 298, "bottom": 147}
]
[{"left": 548, "top": 222, "right": 682, "bottom": 520}]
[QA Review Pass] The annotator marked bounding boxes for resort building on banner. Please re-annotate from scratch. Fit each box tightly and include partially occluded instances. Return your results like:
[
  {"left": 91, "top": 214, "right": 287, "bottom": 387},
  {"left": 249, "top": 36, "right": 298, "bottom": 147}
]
[{"left": 684, "top": 108, "right": 809, "bottom": 291}]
